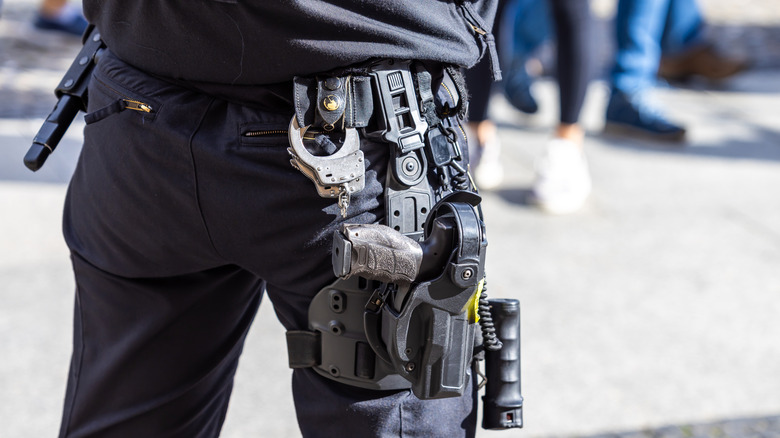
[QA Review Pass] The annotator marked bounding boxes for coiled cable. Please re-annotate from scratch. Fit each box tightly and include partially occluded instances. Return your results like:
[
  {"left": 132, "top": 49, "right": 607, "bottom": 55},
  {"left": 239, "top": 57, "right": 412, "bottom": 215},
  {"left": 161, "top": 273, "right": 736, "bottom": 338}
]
[{"left": 478, "top": 279, "right": 503, "bottom": 351}]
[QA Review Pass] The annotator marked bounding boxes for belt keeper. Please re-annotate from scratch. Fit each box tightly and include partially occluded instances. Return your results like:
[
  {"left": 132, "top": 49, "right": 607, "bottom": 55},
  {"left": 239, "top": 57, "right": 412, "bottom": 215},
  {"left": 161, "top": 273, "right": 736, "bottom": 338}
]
[
  {"left": 293, "top": 76, "right": 317, "bottom": 128},
  {"left": 347, "top": 76, "right": 373, "bottom": 128}
]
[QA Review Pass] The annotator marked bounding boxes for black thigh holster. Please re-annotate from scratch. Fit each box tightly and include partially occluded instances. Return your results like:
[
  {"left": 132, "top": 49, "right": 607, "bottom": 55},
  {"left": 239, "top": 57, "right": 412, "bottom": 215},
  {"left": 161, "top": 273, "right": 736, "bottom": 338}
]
[{"left": 285, "top": 59, "right": 490, "bottom": 400}]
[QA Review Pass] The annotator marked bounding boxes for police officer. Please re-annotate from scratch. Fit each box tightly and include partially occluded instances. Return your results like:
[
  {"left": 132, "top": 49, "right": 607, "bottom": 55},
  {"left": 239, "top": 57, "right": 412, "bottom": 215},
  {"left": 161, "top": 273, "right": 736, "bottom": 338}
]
[{"left": 57, "top": 1, "right": 499, "bottom": 437}]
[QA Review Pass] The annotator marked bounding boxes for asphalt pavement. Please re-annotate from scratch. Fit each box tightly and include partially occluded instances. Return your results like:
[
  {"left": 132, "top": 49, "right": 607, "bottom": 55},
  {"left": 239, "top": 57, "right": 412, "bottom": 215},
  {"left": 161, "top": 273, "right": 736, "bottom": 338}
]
[{"left": 2, "top": 1, "right": 780, "bottom": 437}]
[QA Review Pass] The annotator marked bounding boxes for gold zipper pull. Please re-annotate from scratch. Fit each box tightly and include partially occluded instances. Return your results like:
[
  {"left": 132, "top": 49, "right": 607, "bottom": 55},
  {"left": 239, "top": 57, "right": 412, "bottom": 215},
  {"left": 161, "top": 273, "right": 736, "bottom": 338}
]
[{"left": 124, "top": 99, "right": 153, "bottom": 113}]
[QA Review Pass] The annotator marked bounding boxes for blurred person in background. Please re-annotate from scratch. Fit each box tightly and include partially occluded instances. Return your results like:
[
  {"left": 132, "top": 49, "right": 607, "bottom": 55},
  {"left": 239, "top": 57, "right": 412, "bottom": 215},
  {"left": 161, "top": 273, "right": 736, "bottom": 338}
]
[
  {"left": 605, "top": 0, "right": 749, "bottom": 142},
  {"left": 465, "top": 0, "right": 513, "bottom": 190},
  {"left": 499, "top": 0, "right": 551, "bottom": 116},
  {"left": 467, "top": 0, "right": 595, "bottom": 215},
  {"left": 33, "top": 0, "right": 86, "bottom": 36}
]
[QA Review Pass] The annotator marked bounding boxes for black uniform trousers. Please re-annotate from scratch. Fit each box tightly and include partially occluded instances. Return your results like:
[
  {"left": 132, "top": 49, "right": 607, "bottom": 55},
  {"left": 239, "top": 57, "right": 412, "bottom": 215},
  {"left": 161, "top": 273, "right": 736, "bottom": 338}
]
[{"left": 58, "top": 51, "right": 477, "bottom": 437}]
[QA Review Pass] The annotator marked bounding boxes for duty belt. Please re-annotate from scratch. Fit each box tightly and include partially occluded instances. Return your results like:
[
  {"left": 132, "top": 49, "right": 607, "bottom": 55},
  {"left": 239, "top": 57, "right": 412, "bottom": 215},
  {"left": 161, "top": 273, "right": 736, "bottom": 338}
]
[{"left": 287, "top": 59, "right": 469, "bottom": 233}]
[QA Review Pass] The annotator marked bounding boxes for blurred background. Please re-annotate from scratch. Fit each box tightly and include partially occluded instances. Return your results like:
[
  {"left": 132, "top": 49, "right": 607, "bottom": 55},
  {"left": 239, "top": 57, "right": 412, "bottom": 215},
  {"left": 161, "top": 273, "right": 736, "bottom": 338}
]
[{"left": 1, "top": 0, "right": 779, "bottom": 437}]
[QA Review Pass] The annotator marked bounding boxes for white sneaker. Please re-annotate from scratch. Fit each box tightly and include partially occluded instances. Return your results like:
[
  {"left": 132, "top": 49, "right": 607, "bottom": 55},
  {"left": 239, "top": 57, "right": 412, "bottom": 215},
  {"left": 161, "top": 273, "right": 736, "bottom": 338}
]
[
  {"left": 466, "top": 124, "right": 504, "bottom": 191},
  {"left": 532, "top": 139, "right": 591, "bottom": 214},
  {"left": 473, "top": 138, "right": 504, "bottom": 190}
]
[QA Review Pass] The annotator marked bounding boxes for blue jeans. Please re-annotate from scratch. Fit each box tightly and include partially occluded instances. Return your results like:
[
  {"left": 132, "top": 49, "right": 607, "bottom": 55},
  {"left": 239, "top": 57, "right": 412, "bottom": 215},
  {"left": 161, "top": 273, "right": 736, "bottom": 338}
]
[
  {"left": 611, "top": 0, "right": 704, "bottom": 95},
  {"left": 503, "top": 0, "right": 551, "bottom": 64}
]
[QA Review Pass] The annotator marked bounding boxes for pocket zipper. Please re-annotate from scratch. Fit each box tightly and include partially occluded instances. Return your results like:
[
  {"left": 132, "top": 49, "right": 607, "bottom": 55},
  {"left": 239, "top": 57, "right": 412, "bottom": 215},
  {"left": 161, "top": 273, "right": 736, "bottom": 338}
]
[
  {"left": 243, "top": 129, "right": 317, "bottom": 141},
  {"left": 243, "top": 129, "right": 287, "bottom": 137},
  {"left": 124, "top": 99, "right": 153, "bottom": 113},
  {"left": 94, "top": 75, "right": 155, "bottom": 113}
]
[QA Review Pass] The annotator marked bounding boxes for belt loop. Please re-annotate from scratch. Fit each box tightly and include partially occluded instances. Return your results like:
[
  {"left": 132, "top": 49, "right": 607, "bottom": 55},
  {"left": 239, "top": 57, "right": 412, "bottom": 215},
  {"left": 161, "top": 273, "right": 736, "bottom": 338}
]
[
  {"left": 346, "top": 76, "right": 373, "bottom": 129},
  {"left": 293, "top": 76, "right": 316, "bottom": 128}
]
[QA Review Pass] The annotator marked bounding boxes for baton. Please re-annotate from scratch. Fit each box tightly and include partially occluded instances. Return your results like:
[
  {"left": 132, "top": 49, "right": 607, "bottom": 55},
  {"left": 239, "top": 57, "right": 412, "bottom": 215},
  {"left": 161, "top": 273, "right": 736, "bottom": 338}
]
[{"left": 24, "top": 26, "right": 104, "bottom": 171}]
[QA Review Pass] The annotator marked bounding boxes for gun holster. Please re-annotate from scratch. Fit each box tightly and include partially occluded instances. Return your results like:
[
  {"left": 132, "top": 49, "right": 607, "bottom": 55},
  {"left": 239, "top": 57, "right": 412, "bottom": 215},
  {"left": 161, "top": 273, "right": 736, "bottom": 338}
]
[{"left": 286, "top": 193, "right": 486, "bottom": 400}]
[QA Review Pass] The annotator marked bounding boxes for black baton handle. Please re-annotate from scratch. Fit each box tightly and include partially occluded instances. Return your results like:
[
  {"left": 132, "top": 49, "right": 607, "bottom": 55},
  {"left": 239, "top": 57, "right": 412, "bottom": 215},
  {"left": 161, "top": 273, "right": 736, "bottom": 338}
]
[
  {"left": 25, "top": 95, "right": 82, "bottom": 171},
  {"left": 24, "top": 26, "right": 104, "bottom": 171}
]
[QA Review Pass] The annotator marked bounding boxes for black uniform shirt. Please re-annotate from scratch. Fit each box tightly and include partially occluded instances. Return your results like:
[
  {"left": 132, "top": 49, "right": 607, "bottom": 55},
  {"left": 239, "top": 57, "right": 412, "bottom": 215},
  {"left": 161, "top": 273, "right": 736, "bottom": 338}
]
[{"left": 84, "top": 0, "right": 498, "bottom": 86}]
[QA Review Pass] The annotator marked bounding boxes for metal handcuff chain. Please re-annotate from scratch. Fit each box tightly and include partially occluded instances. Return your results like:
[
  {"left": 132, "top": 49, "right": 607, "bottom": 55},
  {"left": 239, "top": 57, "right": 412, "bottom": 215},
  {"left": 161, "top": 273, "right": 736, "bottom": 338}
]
[{"left": 287, "top": 116, "right": 365, "bottom": 217}]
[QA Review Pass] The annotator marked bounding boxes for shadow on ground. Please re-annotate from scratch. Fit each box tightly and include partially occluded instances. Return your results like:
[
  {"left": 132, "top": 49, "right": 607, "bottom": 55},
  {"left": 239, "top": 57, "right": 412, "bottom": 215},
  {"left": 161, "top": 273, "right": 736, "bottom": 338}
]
[{"left": 572, "top": 414, "right": 780, "bottom": 438}]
